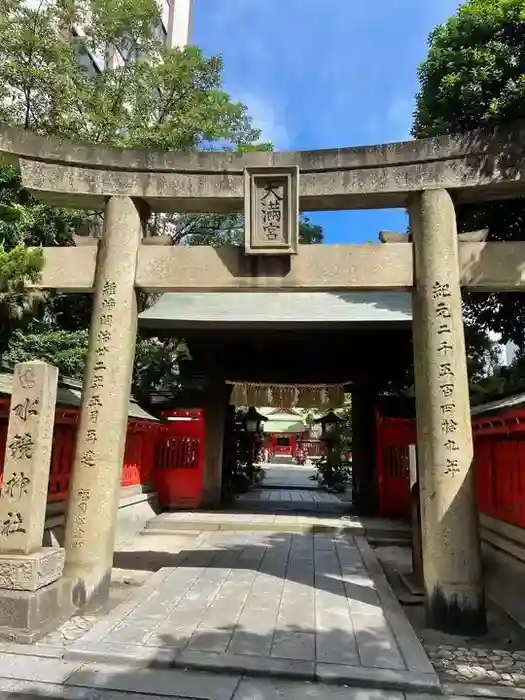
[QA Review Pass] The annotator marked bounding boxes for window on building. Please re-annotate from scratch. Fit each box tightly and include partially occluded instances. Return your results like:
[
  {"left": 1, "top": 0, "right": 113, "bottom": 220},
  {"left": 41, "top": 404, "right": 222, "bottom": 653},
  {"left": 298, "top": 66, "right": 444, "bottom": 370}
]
[
  {"left": 70, "top": 28, "right": 101, "bottom": 75},
  {"left": 153, "top": 20, "right": 168, "bottom": 44},
  {"left": 116, "top": 34, "right": 139, "bottom": 63}
]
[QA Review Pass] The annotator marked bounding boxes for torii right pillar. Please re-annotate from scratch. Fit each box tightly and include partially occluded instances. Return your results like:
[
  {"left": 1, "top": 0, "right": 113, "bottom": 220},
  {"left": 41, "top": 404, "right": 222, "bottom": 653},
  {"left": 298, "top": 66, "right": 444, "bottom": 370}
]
[{"left": 410, "top": 188, "right": 487, "bottom": 635}]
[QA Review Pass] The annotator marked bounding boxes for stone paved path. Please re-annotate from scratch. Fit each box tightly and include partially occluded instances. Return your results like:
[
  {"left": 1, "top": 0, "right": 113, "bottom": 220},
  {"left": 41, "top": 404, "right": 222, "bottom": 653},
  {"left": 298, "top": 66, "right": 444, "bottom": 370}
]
[
  {"left": 238, "top": 463, "right": 347, "bottom": 514},
  {"left": 261, "top": 462, "right": 317, "bottom": 489},
  {"left": 0, "top": 463, "right": 440, "bottom": 697},
  {"left": 238, "top": 488, "right": 347, "bottom": 513},
  {"left": 57, "top": 529, "right": 438, "bottom": 693}
]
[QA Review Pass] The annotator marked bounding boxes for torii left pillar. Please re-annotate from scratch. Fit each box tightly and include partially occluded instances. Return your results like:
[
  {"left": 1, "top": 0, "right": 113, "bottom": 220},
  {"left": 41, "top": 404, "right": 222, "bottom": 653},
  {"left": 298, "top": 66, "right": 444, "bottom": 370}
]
[{"left": 64, "top": 196, "right": 141, "bottom": 607}]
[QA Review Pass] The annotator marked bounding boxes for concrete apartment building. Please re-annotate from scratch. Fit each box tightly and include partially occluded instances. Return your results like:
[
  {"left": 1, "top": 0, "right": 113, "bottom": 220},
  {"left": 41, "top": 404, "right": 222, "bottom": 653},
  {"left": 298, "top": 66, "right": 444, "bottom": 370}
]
[
  {"left": 24, "top": 0, "right": 192, "bottom": 72},
  {"left": 71, "top": 0, "right": 193, "bottom": 73}
]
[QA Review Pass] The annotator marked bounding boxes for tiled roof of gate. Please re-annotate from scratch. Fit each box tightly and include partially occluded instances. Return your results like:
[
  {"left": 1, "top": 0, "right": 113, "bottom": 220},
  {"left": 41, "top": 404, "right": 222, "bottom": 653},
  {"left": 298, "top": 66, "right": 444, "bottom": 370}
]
[
  {"left": 471, "top": 391, "right": 525, "bottom": 416},
  {"left": 0, "top": 372, "right": 157, "bottom": 421},
  {"left": 138, "top": 292, "right": 413, "bottom": 328}
]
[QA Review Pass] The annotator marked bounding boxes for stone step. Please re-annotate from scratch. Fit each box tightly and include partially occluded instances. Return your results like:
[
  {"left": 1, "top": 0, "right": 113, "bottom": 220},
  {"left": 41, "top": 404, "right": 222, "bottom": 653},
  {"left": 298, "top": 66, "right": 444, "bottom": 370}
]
[
  {"left": 144, "top": 515, "right": 365, "bottom": 535},
  {"left": 233, "top": 501, "right": 350, "bottom": 515},
  {"left": 366, "top": 528, "right": 412, "bottom": 543},
  {"left": 138, "top": 528, "right": 203, "bottom": 537},
  {"left": 62, "top": 644, "right": 441, "bottom": 695},
  {"left": 255, "top": 483, "right": 320, "bottom": 492}
]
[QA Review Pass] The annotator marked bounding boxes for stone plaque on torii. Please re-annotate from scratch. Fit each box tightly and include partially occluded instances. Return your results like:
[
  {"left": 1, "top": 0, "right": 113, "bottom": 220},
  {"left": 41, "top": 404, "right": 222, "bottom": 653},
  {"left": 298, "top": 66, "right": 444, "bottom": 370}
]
[{"left": 244, "top": 166, "right": 299, "bottom": 256}]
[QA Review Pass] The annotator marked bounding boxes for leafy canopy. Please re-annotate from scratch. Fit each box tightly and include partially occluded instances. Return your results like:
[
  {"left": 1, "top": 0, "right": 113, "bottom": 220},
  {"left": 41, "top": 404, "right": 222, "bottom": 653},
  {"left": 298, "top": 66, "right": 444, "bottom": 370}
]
[
  {"left": 0, "top": 0, "right": 312, "bottom": 390},
  {"left": 414, "top": 0, "right": 525, "bottom": 346},
  {"left": 0, "top": 0, "right": 261, "bottom": 149}
]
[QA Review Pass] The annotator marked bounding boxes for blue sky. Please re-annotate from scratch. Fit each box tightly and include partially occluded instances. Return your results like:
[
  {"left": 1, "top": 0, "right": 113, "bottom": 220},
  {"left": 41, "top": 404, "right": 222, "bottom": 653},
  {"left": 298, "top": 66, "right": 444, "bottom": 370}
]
[{"left": 191, "top": 0, "right": 461, "bottom": 244}]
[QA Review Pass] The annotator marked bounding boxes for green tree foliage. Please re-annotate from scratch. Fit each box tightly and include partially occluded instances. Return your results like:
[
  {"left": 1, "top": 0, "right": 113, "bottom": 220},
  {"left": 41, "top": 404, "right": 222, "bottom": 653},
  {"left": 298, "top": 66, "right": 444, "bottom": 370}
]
[
  {"left": 2, "top": 328, "right": 88, "bottom": 377},
  {"left": 0, "top": 0, "right": 259, "bottom": 148},
  {"left": 0, "top": 244, "right": 44, "bottom": 356},
  {"left": 1, "top": 328, "right": 183, "bottom": 397},
  {"left": 413, "top": 0, "right": 525, "bottom": 345},
  {"left": 174, "top": 213, "right": 324, "bottom": 246},
  {"left": 0, "top": 0, "right": 304, "bottom": 391}
]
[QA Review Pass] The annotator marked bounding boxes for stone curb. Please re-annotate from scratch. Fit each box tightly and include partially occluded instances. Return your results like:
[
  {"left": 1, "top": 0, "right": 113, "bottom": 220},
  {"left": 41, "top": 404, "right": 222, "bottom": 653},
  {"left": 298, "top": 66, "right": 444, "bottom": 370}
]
[
  {"left": 354, "top": 536, "right": 440, "bottom": 681},
  {"left": 62, "top": 643, "right": 442, "bottom": 694},
  {"left": 145, "top": 522, "right": 365, "bottom": 535}
]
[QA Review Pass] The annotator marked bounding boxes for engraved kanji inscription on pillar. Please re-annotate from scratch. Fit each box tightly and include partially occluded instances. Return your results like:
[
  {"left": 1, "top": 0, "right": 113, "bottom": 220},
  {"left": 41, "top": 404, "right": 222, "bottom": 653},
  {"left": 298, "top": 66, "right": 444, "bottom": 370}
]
[
  {"left": 244, "top": 166, "right": 299, "bottom": 255},
  {"left": 0, "top": 361, "right": 58, "bottom": 554},
  {"left": 411, "top": 188, "right": 486, "bottom": 636},
  {"left": 64, "top": 195, "right": 140, "bottom": 606}
]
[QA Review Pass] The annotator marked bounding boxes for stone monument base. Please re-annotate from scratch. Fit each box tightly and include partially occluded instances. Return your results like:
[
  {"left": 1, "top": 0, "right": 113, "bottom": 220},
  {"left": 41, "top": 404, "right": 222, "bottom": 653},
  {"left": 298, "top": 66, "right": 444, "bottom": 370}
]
[
  {"left": 0, "top": 547, "right": 65, "bottom": 591},
  {"left": 0, "top": 575, "right": 74, "bottom": 643}
]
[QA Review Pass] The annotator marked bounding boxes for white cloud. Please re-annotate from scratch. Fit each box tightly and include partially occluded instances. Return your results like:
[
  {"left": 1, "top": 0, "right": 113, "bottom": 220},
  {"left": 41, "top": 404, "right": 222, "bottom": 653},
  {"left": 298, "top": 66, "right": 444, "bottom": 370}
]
[{"left": 236, "top": 92, "right": 292, "bottom": 149}]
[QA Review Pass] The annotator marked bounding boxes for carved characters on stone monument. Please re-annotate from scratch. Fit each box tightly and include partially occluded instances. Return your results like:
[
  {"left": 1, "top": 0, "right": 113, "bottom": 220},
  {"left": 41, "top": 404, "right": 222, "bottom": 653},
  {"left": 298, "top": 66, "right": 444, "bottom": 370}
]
[
  {"left": 87, "top": 395, "right": 102, "bottom": 424},
  {"left": 244, "top": 166, "right": 299, "bottom": 255},
  {"left": 12, "top": 398, "right": 39, "bottom": 422},
  {"left": 2, "top": 472, "right": 30, "bottom": 502},
  {"left": 69, "top": 279, "right": 117, "bottom": 550},
  {"left": 8, "top": 433, "right": 35, "bottom": 460},
  {"left": 1, "top": 512, "right": 26, "bottom": 537},
  {"left": 260, "top": 182, "right": 283, "bottom": 240},
  {"left": 0, "top": 361, "right": 58, "bottom": 553},
  {"left": 432, "top": 280, "right": 461, "bottom": 476},
  {"left": 18, "top": 368, "right": 36, "bottom": 390},
  {"left": 70, "top": 488, "right": 91, "bottom": 548},
  {"left": 77, "top": 278, "right": 116, "bottom": 470}
]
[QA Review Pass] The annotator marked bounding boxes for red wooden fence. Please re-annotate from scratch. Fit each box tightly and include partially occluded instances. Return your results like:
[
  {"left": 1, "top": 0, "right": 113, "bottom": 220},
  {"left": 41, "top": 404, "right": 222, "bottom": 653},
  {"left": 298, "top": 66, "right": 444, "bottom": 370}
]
[
  {"left": 154, "top": 409, "right": 205, "bottom": 508},
  {"left": 376, "top": 407, "right": 525, "bottom": 527},
  {"left": 473, "top": 410, "right": 525, "bottom": 528},
  {"left": 376, "top": 411, "right": 416, "bottom": 519},
  {"left": 0, "top": 397, "right": 163, "bottom": 501}
]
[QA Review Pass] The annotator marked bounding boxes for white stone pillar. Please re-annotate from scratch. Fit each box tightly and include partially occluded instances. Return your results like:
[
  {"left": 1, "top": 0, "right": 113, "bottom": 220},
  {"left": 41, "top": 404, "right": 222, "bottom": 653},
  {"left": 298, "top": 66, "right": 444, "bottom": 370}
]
[
  {"left": 410, "top": 188, "right": 486, "bottom": 635},
  {"left": 0, "top": 361, "right": 64, "bottom": 587},
  {"left": 64, "top": 196, "right": 141, "bottom": 607}
]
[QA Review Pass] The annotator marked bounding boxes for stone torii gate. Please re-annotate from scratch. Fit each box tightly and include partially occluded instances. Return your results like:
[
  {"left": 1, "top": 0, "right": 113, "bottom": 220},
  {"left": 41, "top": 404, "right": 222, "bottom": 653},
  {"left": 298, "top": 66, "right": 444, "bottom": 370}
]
[{"left": 2, "top": 122, "right": 525, "bottom": 636}]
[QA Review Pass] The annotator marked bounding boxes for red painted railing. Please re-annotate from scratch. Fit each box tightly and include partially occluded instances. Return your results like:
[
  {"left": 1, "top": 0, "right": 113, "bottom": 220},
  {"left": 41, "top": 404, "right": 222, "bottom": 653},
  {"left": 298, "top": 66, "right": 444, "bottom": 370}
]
[
  {"left": 0, "top": 397, "right": 163, "bottom": 501},
  {"left": 295, "top": 440, "right": 322, "bottom": 458},
  {"left": 376, "top": 412, "right": 416, "bottom": 519},
  {"left": 154, "top": 410, "right": 205, "bottom": 508},
  {"left": 473, "top": 411, "right": 525, "bottom": 528},
  {"left": 376, "top": 406, "right": 525, "bottom": 527}
]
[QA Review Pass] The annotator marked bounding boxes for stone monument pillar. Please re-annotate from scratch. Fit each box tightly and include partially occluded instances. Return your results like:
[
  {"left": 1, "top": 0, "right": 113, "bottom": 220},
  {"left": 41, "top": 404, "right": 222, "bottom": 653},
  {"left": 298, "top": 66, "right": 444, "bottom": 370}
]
[
  {"left": 64, "top": 196, "right": 141, "bottom": 607},
  {"left": 410, "top": 188, "right": 486, "bottom": 635},
  {"left": 0, "top": 360, "right": 69, "bottom": 641}
]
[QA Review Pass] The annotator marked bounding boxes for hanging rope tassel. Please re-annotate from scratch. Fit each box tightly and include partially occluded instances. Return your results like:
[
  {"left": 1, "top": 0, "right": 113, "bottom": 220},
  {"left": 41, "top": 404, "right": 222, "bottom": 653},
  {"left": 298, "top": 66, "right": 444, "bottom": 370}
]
[{"left": 227, "top": 382, "right": 345, "bottom": 408}]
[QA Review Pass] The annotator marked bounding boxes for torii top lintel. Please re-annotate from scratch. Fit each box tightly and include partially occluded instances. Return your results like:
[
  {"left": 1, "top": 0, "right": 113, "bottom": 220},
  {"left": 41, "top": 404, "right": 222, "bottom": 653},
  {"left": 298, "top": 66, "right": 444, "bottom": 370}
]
[{"left": 1, "top": 121, "right": 525, "bottom": 213}]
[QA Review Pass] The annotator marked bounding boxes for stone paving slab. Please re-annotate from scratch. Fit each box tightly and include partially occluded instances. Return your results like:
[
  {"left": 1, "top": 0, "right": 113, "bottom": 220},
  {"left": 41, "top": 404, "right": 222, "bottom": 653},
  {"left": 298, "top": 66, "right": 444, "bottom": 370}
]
[
  {"left": 0, "top": 654, "right": 82, "bottom": 684},
  {"left": 234, "top": 678, "right": 404, "bottom": 700},
  {"left": 65, "top": 664, "right": 241, "bottom": 700},
  {"left": 260, "top": 463, "right": 318, "bottom": 490},
  {"left": 61, "top": 532, "right": 439, "bottom": 694}
]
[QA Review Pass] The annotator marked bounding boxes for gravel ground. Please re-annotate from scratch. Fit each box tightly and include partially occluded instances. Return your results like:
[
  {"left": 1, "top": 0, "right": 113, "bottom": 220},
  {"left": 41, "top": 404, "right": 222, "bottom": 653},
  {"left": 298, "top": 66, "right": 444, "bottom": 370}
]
[{"left": 375, "top": 544, "right": 525, "bottom": 689}]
